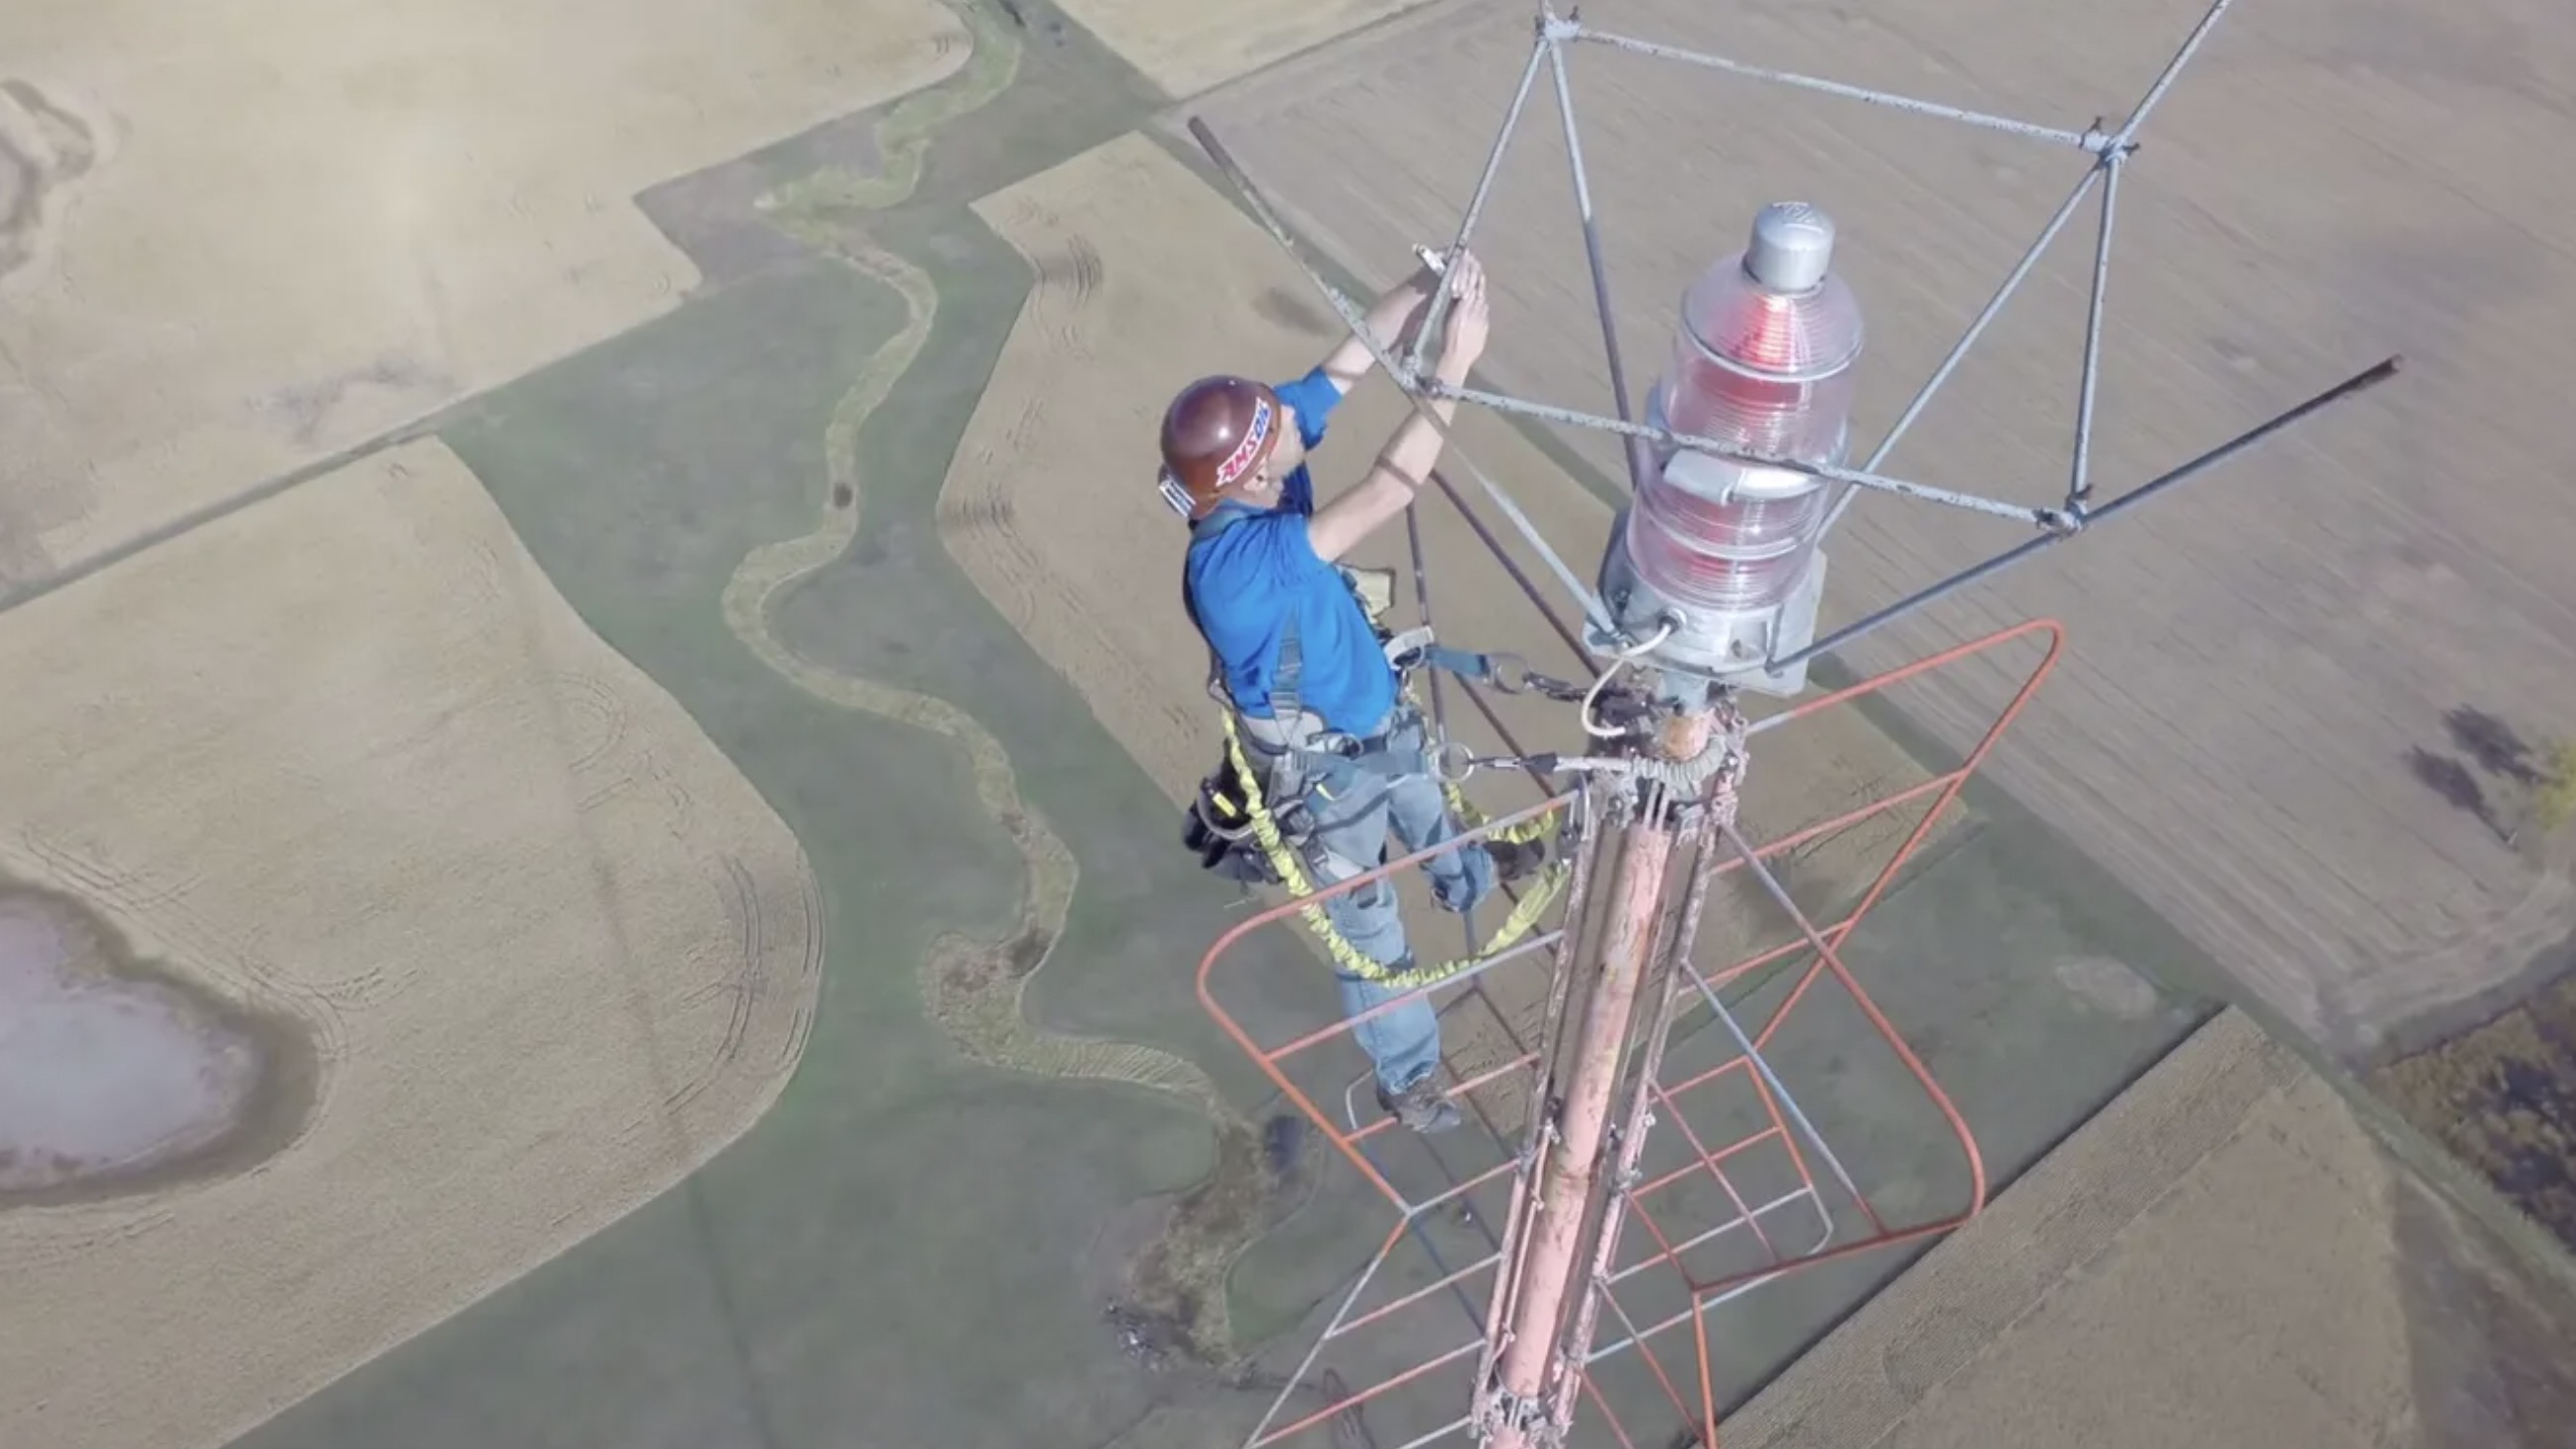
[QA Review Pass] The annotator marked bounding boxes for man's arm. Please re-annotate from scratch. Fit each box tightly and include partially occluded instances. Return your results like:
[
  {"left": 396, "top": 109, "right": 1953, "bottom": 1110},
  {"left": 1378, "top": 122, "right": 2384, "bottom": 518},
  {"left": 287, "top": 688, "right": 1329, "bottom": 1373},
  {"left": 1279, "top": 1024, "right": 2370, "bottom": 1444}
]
[
  {"left": 1307, "top": 255, "right": 1491, "bottom": 564},
  {"left": 1315, "top": 256, "right": 1442, "bottom": 397}
]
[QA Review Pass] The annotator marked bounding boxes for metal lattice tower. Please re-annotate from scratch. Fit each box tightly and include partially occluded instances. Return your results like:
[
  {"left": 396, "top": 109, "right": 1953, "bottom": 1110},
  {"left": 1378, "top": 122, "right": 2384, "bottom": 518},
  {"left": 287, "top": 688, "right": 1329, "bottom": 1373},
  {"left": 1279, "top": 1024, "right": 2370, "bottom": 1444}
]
[{"left": 1188, "top": 2, "right": 2396, "bottom": 1446}]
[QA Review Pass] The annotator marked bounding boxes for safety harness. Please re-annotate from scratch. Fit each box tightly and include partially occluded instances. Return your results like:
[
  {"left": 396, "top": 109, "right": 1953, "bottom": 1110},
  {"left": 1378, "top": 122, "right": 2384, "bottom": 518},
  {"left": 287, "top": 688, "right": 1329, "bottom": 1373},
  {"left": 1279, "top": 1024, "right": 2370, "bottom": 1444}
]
[{"left": 1179, "top": 508, "right": 1568, "bottom": 991}]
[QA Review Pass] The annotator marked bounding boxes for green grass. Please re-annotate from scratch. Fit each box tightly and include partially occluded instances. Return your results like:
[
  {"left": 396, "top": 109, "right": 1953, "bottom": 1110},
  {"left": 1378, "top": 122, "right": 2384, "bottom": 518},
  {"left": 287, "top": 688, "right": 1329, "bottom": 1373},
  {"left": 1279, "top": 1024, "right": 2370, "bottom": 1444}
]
[
  {"left": 219, "top": 6, "right": 2292, "bottom": 1440},
  {"left": 225, "top": 11, "right": 1373, "bottom": 1438},
  {"left": 231, "top": 252, "right": 1238, "bottom": 1449}
]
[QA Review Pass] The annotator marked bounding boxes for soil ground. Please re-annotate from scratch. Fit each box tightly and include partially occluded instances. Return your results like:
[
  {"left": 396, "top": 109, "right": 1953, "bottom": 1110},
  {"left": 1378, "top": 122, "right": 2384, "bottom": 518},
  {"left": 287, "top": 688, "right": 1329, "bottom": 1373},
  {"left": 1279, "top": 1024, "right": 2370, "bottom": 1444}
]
[
  {"left": 210, "top": 5, "right": 2206, "bottom": 1447},
  {"left": 1184, "top": 0, "right": 2576, "bottom": 1065},
  {"left": 4, "top": 1, "right": 2569, "bottom": 1447},
  {"left": 1730, "top": 1009, "right": 2576, "bottom": 1449},
  {"left": 0, "top": 0, "right": 966, "bottom": 596},
  {"left": 0, "top": 441, "right": 820, "bottom": 1449},
  {"left": 1045, "top": 0, "right": 1436, "bottom": 101}
]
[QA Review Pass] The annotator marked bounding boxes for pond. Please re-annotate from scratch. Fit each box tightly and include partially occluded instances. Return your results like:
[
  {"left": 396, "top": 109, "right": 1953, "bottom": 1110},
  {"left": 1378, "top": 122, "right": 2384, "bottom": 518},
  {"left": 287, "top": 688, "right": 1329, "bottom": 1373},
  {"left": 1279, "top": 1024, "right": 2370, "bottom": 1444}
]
[{"left": 0, "top": 891, "right": 268, "bottom": 1198}]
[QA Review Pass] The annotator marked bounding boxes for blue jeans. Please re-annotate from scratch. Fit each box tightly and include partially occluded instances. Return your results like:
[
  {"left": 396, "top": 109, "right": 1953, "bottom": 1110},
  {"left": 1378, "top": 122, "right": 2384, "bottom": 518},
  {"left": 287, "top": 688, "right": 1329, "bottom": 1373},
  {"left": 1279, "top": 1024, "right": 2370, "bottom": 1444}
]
[{"left": 1302, "top": 710, "right": 1497, "bottom": 1095}]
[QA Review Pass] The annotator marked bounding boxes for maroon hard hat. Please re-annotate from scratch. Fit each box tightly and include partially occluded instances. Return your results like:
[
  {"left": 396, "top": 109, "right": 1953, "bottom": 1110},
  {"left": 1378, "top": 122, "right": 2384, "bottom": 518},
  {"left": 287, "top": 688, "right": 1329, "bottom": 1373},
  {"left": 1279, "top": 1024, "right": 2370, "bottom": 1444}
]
[{"left": 1157, "top": 375, "right": 1281, "bottom": 519}]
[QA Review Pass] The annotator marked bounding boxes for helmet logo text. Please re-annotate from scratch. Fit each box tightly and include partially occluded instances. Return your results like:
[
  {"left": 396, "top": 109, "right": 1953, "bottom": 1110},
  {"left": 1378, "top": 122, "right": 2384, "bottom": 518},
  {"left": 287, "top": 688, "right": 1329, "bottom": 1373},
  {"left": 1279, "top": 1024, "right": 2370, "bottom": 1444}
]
[{"left": 1214, "top": 397, "right": 1274, "bottom": 489}]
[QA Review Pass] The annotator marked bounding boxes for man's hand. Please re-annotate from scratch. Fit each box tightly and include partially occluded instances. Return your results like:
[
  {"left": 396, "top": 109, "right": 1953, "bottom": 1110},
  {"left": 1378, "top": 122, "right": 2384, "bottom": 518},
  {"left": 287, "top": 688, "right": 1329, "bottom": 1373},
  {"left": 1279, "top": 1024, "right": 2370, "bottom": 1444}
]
[
  {"left": 1390, "top": 247, "right": 1462, "bottom": 357},
  {"left": 1304, "top": 253, "right": 1492, "bottom": 565},
  {"left": 1432, "top": 251, "right": 1491, "bottom": 383},
  {"left": 1321, "top": 249, "right": 1455, "bottom": 395}
]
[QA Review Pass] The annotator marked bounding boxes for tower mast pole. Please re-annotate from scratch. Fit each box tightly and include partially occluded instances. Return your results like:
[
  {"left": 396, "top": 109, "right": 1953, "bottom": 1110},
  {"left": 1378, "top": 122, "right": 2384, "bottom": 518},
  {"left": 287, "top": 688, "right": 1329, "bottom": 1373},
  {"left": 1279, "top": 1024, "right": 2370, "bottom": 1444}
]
[{"left": 1479, "top": 708, "right": 1722, "bottom": 1449}]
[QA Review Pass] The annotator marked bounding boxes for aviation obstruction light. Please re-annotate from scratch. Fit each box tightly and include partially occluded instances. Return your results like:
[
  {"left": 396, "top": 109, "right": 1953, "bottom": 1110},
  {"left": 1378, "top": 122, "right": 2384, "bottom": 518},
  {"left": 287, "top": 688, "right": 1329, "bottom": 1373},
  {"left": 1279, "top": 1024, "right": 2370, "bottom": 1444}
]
[{"left": 1602, "top": 201, "right": 1863, "bottom": 694}]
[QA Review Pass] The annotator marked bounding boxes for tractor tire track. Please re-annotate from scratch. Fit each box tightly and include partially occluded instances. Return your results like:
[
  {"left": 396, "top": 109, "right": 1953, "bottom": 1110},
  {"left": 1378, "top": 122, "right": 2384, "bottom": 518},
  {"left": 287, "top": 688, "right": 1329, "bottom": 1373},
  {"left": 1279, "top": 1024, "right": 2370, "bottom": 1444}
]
[{"left": 937, "top": 180, "right": 1213, "bottom": 803}]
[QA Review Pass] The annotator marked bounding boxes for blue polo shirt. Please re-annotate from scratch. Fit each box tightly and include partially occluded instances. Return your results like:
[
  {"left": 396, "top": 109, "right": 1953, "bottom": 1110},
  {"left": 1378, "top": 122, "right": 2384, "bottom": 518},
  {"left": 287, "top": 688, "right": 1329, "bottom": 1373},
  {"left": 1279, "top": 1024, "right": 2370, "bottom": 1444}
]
[{"left": 1184, "top": 367, "right": 1396, "bottom": 736}]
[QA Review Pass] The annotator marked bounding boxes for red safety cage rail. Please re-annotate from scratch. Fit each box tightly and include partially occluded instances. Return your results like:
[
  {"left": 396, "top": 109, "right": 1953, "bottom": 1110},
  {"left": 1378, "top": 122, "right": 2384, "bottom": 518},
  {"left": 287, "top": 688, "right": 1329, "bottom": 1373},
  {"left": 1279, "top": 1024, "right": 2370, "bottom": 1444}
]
[{"left": 1197, "top": 619, "right": 2063, "bottom": 1449}]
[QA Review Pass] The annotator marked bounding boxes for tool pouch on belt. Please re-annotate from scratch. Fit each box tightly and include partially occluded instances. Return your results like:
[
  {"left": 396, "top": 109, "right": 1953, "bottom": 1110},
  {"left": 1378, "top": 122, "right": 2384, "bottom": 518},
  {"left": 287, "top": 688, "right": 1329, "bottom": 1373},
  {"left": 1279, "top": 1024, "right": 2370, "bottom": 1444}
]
[{"left": 1181, "top": 750, "right": 1302, "bottom": 886}]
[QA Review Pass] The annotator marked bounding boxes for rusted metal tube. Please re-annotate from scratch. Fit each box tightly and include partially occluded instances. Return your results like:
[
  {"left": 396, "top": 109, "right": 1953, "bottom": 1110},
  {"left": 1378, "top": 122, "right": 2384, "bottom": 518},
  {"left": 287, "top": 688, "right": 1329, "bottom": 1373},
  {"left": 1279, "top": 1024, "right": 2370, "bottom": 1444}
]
[
  {"left": 1482, "top": 816, "right": 1673, "bottom": 1448},
  {"left": 1481, "top": 714, "right": 1712, "bottom": 1449},
  {"left": 1545, "top": 805, "right": 1724, "bottom": 1437}
]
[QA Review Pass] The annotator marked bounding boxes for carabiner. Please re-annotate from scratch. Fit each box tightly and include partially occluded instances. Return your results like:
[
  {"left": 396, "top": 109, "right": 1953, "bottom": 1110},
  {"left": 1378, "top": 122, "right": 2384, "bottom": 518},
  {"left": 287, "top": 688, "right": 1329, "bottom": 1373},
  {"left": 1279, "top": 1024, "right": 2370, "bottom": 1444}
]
[{"left": 1432, "top": 738, "right": 1481, "bottom": 786}]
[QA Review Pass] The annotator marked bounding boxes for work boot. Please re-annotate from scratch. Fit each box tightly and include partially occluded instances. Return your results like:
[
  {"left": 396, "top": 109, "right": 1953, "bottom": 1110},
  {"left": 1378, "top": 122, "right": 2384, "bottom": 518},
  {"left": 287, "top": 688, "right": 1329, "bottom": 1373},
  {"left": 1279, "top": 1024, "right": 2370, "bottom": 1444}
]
[
  {"left": 1377, "top": 1072, "right": 1463, "bottom": 1134},
  {"left": 1484, "top": 835, "right": 1550, "bottom": 889}
]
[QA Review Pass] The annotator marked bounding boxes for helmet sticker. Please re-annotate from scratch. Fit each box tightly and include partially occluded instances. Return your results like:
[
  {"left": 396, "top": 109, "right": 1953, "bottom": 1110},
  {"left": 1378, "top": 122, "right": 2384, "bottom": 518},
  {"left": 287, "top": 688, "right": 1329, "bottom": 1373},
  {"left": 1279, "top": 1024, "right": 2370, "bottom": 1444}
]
[
  {"left": 1212, "top": 396, "right": 1274, "bottom": 490},
  {"left": 1155, "top": 467, "right": 1195, "bottom": 518}
]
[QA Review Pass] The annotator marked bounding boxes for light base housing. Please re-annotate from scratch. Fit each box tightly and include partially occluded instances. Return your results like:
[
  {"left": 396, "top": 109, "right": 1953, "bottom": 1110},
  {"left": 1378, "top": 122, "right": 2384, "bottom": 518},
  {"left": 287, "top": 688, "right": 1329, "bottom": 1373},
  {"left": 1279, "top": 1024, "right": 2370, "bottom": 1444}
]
[{"left": 1596, "top": 517, "right": 1825, "bottom": 698}]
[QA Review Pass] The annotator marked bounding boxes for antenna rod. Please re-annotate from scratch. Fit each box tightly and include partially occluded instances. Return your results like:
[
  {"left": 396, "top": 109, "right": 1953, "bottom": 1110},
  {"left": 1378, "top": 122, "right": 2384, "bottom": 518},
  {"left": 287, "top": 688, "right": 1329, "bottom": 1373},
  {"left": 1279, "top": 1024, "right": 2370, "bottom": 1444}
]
[{"left": 1768, "top": 354, "right": 2403, "bottom": 674}]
